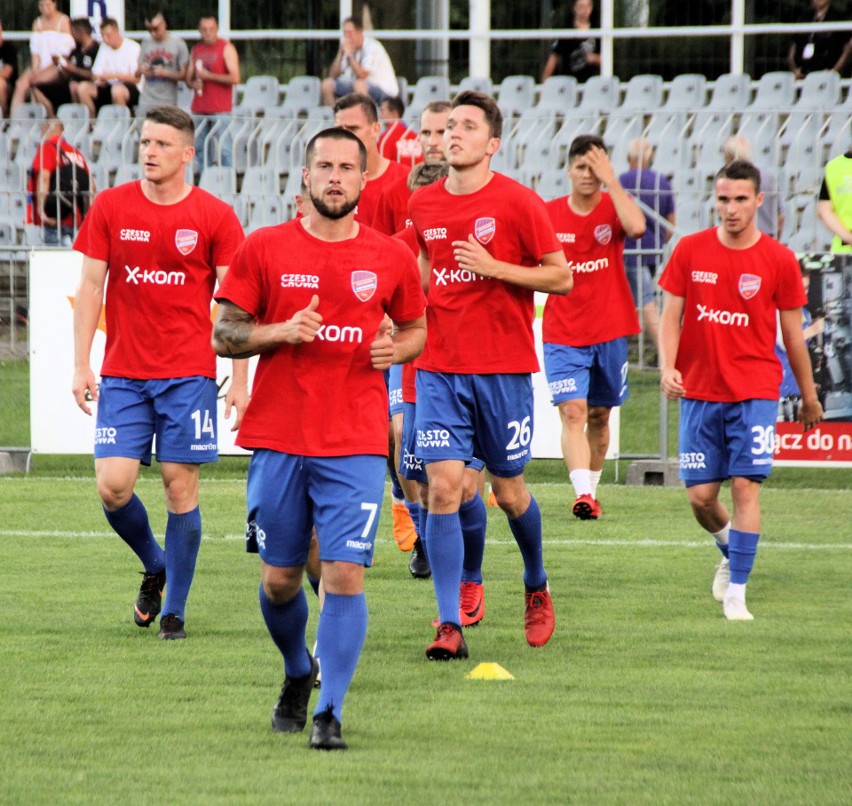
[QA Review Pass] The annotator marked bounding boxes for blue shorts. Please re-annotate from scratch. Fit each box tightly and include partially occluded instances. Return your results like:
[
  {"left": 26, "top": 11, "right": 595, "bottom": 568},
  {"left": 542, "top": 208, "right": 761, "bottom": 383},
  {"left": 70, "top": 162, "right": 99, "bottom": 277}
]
[
  {"left": 388, "top": 364, "right": 404, "bottom": 417},
  {"left": 334, "top": 77, "right": 395, "bottom": 105},
  {"left": 626, "top": 263, "right": 656, "bottom": 307},
  {"left": 678, "top": 399, "right": 777, "bottom": 486},
  {"left": 543, "top": 339, "right": 629, "bottom": 408},
  {"left": 401, "top": 401, "right": 485, "bottom": 483},
  {"left": 414, "top": 370, "right": 533, "bottom": 477},
  {"left": 245, "top": 450, "right": 386, "bottom": 568},
  {"left": 94, "top": 376, "right": 219, "bottom": 465}
]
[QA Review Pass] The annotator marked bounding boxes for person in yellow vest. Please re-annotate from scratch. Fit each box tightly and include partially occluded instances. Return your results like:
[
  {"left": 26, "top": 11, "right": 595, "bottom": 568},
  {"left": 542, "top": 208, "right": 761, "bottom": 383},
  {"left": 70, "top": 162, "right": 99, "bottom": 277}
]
[{"left": 817, "top": 148, "right": 852, "bottom": 253}]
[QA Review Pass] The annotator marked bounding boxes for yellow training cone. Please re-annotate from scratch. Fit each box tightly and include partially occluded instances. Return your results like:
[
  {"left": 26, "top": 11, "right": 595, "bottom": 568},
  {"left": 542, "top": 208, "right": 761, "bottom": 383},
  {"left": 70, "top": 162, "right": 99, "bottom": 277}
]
[{"left": 465, "top": 662, "right": 515, "bottom": 680}]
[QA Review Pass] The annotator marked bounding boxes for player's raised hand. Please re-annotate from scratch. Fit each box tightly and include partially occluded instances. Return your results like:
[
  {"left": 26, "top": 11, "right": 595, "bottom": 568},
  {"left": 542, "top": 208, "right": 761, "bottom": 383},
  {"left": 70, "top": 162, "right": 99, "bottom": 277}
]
[
  {"left": 370, "top": 315, "right": 395, "bottom": 370},
  {"left": 452, "top": 235, "right": 498, "bottom": 278},
  {"left": 585, "top": 145, "right": 617, "bottom": 186},
  {"left": 283, "top": 294, "right": 323, "bottom": 344}
]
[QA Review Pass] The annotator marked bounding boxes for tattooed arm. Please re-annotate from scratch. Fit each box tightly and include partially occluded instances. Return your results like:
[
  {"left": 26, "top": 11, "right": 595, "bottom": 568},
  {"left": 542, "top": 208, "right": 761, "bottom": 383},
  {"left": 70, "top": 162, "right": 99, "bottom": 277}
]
[{"left": 212, "top": 295, "right": 324, "bottom": 359}]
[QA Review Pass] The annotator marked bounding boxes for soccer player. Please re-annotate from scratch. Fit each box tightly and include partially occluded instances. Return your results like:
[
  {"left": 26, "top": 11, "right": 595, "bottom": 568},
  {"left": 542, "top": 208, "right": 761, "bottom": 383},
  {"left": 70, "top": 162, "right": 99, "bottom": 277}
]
[
  {"left": 408, "top": 90, "right": 572, "bottom": 660},
  {"left": 72, "top": 105, "right": 247, "bottom": 640},
  {"left": 333, "top": 92, "right": 410, "bottom": 226},
  {"left": 659, "top": 159, "right": 823, "bottom": 620},
  {"left": 395, "top": 160, "right": 490, "bottom": 624},
  {"left": 542, "top": 135, "right": 646, "bottom": 520},
  {"left": 212, "top": 128, "right": 426, "bottom": 750}
]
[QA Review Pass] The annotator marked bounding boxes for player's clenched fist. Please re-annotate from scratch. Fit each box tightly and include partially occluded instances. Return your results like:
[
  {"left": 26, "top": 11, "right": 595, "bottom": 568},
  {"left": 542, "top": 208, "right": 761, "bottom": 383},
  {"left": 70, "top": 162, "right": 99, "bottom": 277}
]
[{"left": 370, "top": 315, "right": 394, "bottom": 370}]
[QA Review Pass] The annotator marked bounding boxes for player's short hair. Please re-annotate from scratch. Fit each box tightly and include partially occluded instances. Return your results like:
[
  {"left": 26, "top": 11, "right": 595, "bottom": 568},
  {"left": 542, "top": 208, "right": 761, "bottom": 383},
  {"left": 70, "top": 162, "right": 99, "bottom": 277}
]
[
  {"left": 305, "top": 127, "right": 368, "bottom": 172},
  {"left": 568, "top": 134, "right": 606, "bottom": 162},
  {"left": 451, "top": 90, "right": 502, "bottom": 139},
  {"left": 199, "top": 13, "right": 219, "bottom": 24},
  {"left": 423, "top": 101, "right": 451, "bottom": 116},
  {"left": 144, "top": 9, "right": 169, "bottom": 27},
  {"left": 70, "top": 17, "right": 92, "bottom": 34},
  {"left": 343, "top": 15, "right": 364, "bottom": 31},
  {"left": 144, "top": 105, "right": 196, "bottom": 139},
  {"left": 407, "top": 160, "right": 449, "bottom": 191},
  {"left": 334, "top": 92, "right": 379, "bottom": 124},
  {"left": 723, "top": 135, "right": 752, "bottom": 163},
  {"left": 100, "top": 17, "right": 119, "bottom": 31},
  {"left": 380, "top": 96, "right": 405, "bottom": 118},
  {"left": 715, "top": 159, "right": 761, "bottom": 193}
]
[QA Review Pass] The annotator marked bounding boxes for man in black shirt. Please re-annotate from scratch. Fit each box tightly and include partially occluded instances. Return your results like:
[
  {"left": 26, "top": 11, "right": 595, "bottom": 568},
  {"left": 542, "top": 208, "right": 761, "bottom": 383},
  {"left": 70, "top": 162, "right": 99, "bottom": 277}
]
[
  {"left": 788, "top": 0, "right": 852, "bottom": 78},
  {"left": 541, "top": 0, "right": 601, "bottom": 83},
  {"left": 32, "top": 17, "right": 99, "bottom": 116}
]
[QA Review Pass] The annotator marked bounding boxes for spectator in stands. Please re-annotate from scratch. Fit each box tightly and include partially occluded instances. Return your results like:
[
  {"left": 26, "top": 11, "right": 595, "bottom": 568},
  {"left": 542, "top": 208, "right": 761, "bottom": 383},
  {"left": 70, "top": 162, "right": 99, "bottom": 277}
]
[
  {"left": 377, "top": 95, "right": 417, "bottom": 164},
  {"left": 788, "top": 0, "right": 852, "bottom": 79},
  {"left": 27, "top": 118, "right": 91, "bottom": 245},
  {"left": 10, "top": 0, "right": 74, "bottom": 115},
  {"left": 619, "top": 138, "right": 675, "bottom": 360},
  {"left": 0, "top": 19, "right": 19, "bottom": 117},
  {"left": 30, "top": 17, "right": 98, "bottom": 117},
  {"left": 817, "top": 144, "right": 852, "bottom": 252},
  {"left": 321, "top": 15, "right": 399, "bottom": 107},
  {"left": 722, "top": 135, "right": 785, "bottom": 239},
  {"left": 136, "top": 9, "right": 189, "bottom": 113},
  {"left": 76, "top": 18, "right": 140, "bottom": 116},
  {"left": 541, "top": 0, "right": 601, "bottom": 83},
  {"left": 186, "top": 14, "right": 240, "bottom": 174}
]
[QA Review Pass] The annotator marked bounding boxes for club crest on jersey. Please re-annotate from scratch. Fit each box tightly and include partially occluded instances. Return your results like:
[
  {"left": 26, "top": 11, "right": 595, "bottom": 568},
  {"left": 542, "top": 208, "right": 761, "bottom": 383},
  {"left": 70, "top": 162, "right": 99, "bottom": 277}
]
[
  {"left": 594, "top": 224, "right": 612, "bottom": 245},
  {"left": 738, "top": 273, "right": 762, "bottom": 299},
  {"left": 474, "top": 217, "right": 496, "bottom": 245},
  {"left": 351, "top": 270, "right": 377, "bottom": 302},
  {"left": 175, "top": 229, "right": 198, "bottom": 255}
]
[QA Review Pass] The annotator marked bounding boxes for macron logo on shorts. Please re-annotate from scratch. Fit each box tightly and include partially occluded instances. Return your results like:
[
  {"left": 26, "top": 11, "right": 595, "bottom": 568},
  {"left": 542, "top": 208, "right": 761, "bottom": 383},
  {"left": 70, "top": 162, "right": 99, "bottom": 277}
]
[{"left": 346, "top": 539, "right": 372, "bottom": 550}]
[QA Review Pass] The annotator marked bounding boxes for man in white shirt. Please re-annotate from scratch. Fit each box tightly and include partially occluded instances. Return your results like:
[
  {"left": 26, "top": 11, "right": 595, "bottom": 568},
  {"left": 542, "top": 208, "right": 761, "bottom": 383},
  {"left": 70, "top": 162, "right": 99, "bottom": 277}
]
[
  {"left": 321, "top": 15, "right": 399, "bottom": 107},
  {"left": 77, "top": 17, "right": 140, "bottom": 115}
]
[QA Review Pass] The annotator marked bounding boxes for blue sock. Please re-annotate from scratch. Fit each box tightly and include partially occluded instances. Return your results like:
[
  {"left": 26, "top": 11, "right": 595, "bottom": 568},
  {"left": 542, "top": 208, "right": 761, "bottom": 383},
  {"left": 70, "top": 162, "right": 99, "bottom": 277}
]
[
  {"left": 306, "top": 575, "right": 320, "bottom": 597},
  {"left": 161, "top": 507, "right": 202, "bottom": 622},
  {"left": 716, "top": 541, "right": 730, "bottom": 559},
  {"left": 314, "top": 592, "right": 368, "bottom": 723},
  {"left": 103, "top": 494, "right": 164, "bottom": 573},
  {"left": 418, "top": 508, "right": 429, "bottom": 556},
  {"left": 404, "top": 500, "right": 421, "bottom": 538},
  {"left": 259, "top": 584, "right": 311, "bottom": 678},
  {"left": 728, "top": 529, "right": 760, "bottom": 585},
  {"left": 460, "top": 495, "right": 486, "bottom": 584},
  {"left": 507, "top": 496, "right": 547, "bottom": 590},
  {"left": 389, "top": 467, "right": 404, "bottom": 501},
  {"left": 425, "top": 512, "right": 463, "bottom": 626}
]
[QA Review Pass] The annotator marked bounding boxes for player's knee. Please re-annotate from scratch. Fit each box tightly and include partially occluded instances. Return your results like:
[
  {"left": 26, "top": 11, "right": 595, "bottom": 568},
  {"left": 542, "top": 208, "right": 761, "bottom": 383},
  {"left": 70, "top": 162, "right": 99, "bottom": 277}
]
[
  {"left": 587, "top": 406, "right": 611, "bottom": 430},
  {"left": 559, "top": 399, "right": 587, "bottom": 427},
  {"left": 460, "top": 474, "right": 479, "bottom": 503},
  {"left": 261, "top": 567, "right": 302, "bottom": 603},
  {"left": 491, "top": 479, "right": 529, "bottom": 518},
  {"left": 687, "top": 488, "right": 716, "bottom": 516},
  {"left": 97, "top": 478, "right": 133, "bottom": 510},
  {"left": 428, "top": 476, "right": 462, "bottom": 511}
]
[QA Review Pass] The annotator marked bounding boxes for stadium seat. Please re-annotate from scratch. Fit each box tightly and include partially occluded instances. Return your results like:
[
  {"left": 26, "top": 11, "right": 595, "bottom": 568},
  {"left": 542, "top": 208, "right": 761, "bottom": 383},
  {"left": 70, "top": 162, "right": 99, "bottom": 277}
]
[
  {"left": 690, "top": 73, "right": 751, "bottom": 172},
  {"left": 246, "top": 194, "right": 284, "bottom": 233},
  {"left": 551, "top": 113, "right": 602, "bottom": 166},
  {"left": 89, "top": 104, "right": 132, "bottom": 169},
  {"left": 457, "top": 76, "right": 494, "bottom": 96},
  {"left": 176, "top": 80, "right": 195, "bottom": 111},
  {"left": 496, "top": 74, "right": 536, "bottom": 120},
  {"left": 620, "top": 74, "right": 664, "bottom": 112},
  {"left": 240, "top": 165, "right": 279, "bottom": 197},
  {"left": 199, "top": 166, "right": 237, "bottom": 196},
  {"left": 674, "top": 199, "right": 709, "bottom": 234},
  {"left": 279, "top": 76, "right": 322, "bottom": 117},
  {"left": 576, "top": 75, "right": 621, "bottom": 114},
  {"left": 56, "top": 103, "right": 90, "bottom": 149},
  {"left": 406, "top": 75, "right": 452, "bottom": 121},
  {"left": 750, "top": 71, "right": 796, "bottom": 110},
  {"left": 504, "top": 109, "right": 558, "bottom": 169},
  {"left": 0, "top": 163, "right": 26, "bottom": 191},
  {"left": 114, "top": 163, "right": 141, "bottom": 186},
  {"left": 396, "top": 75, "right": 409, "bottom": 104},
  {"left": 536, "top": 76, "right": 578, "bottom": 113},
  {"left": 536, "top": 170, "right": 568, "bottom": 201},
  {"left": 236, "top": 75, "right": 281, "bottom": 115},
  {"left": 7, "top": 103, "right": 47, "bottom": 162},
  {"left": 822, "top": 85, "right": 852, "bottom": 152}
]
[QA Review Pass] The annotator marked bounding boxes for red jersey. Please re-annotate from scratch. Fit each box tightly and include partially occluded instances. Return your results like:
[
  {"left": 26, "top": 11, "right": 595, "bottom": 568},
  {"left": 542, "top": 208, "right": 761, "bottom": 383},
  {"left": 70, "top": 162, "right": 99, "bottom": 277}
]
[
  {"left": 378, "top": 121, "right": 423, "bottom": 166},
  {"left": 542, "top": 192, "right": 640, "bottom": 346},
  {"left": 408, "top": 172, "right": 561, "bottom": 374},
  {"left": 356, "top": 160, "right": 410, "bottom": 228},
  {"left": 658, "top": 229, "right": 806, "bottom": 402},
  {"left": 393, "top": 225, "right": 421, "bottom": 403},
  {"left": 27, "top": 135, "right": 90, "bottom": 227},
  {"left": 74, "top": 182, "right": 244, "bottom": 380},
  {"left": 216, "top": 220, "right": 426, "bottom": 457},
  {"left": 190, "top": 38, "right": 233, "bottom": 114},
  {"left": 372, "top": 174, "right": 412, "bottom": 236}
]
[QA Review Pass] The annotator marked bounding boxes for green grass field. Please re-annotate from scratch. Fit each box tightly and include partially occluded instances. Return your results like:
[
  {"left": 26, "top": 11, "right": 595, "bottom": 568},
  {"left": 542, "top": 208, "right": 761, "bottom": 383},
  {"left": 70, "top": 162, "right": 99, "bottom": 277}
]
[
  {"left": 2, "top": 358, "right": 851, "bottom": 802},
  {"left": 1, "top": 471, "right": 850, "bottom": 804}
]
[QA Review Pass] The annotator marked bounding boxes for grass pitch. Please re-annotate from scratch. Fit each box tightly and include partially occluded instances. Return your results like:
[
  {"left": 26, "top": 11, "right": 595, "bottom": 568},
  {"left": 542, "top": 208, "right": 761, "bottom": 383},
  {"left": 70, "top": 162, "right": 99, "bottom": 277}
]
[{"left": 1, "top": 473, "right": 849, "bottom": 805}]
